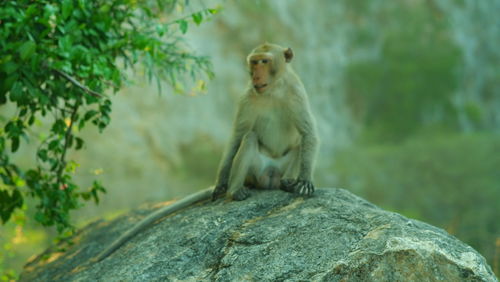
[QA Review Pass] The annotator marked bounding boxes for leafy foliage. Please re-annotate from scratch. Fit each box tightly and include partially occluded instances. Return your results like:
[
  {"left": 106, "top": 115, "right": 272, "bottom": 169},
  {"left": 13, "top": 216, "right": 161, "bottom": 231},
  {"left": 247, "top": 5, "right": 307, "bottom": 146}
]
[{"left": 0, "top": 0, "right": 215, "bottom": 233}]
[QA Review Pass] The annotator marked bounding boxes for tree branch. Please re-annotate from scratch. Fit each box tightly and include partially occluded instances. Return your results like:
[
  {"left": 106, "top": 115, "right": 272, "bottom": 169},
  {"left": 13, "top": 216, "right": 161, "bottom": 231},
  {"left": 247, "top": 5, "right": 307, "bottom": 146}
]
[
  {"left": 51, "top": 69, "right": 104, "bottom": 98},
  {"left": 56, "top": 102, "right": 79, "bottom": 186}
]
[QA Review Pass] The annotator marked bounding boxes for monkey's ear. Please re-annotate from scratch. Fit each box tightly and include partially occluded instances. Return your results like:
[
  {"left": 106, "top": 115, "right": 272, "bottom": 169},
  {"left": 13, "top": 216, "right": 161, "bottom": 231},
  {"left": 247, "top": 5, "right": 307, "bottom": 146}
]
[{"left": 284, "top": 47, "right": 293, "bottom": 63}]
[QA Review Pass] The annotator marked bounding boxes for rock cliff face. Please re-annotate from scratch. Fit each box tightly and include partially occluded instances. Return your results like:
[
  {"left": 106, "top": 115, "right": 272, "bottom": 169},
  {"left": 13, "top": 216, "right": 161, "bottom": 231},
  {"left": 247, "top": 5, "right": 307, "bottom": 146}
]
[{"left": 20, "top": 188, "right": 496, "bottom": 281}]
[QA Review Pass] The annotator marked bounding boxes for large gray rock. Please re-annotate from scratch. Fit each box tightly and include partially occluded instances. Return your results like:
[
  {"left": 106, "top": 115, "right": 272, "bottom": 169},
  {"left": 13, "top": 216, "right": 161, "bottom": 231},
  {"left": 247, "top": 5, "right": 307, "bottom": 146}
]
[{"left": 21, "top": 188, "right": 496, "bottom": 281}]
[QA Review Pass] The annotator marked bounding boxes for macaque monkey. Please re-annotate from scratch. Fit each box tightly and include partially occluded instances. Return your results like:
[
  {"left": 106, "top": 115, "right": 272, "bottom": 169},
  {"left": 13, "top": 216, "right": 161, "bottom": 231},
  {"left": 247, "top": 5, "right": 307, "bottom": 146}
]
[
  {"left": 213, "top": 43, "right": 319, "bottom": 200},
  {"left": 93, "top": 43, "right": 318, "bottom": 262}
]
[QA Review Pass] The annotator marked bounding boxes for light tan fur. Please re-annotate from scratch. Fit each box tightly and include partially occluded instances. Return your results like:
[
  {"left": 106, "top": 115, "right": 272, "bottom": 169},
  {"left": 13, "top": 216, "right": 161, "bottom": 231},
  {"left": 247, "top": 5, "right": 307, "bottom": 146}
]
[{"left": 213, "top": 43, "right": 319, "bottom": 200}]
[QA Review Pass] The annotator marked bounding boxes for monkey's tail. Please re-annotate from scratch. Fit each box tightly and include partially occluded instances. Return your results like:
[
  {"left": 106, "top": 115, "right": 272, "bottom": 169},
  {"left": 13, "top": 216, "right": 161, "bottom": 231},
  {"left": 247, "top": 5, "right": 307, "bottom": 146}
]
[{"left": 93, "top": 187, "right": 213, "bottom": 262}]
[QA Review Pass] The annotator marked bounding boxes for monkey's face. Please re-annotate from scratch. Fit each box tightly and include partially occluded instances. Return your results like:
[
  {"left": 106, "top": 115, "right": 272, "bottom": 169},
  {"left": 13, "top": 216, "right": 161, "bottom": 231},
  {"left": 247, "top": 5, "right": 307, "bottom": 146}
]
[
  {"left": 247, "top": 45, "right": 294, "bottom": 94},
  {"left": 248, "top": 54, "right": 273, "bottom": 93}
]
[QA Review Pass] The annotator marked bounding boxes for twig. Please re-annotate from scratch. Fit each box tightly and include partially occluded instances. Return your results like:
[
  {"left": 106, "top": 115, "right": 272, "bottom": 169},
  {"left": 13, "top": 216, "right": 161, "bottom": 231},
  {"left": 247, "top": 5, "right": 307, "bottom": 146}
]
[
  {"left": 56, "top": 102, "right": 79, "bottom": 186},
  {"left": 52, "top": 68, "right": 104, "bottom": 98},
  {"left": 164, "top": 7, "right": 213, "bottom": 26}
]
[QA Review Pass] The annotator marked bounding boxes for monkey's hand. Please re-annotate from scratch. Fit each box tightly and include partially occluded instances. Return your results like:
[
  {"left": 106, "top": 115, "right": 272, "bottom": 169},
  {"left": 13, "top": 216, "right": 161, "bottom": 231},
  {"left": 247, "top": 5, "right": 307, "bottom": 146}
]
[
  {"left": 280, "top": 179, "right": 315, "bottom": 196},
  {"left": 212, "top": 184, "right": 228, "bottom": 201}
]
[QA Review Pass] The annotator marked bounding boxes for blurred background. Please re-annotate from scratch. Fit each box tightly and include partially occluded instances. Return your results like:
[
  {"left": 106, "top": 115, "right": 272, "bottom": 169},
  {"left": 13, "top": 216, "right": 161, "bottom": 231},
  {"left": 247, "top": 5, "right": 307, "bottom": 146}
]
[{"left": 1, "top": 0, "right": 499, "bottom": 277}]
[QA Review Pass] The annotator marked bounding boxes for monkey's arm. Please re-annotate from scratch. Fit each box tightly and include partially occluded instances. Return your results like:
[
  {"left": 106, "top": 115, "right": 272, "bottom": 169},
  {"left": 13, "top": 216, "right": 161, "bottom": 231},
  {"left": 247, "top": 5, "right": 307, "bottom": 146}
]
[
  {"left": 295, "top": 100, "right": 319, "bottom": 181},
  {"left": 212, "top": 136, "right": 241, "bottom": 200},
  {"left": 215, "top": 136, "right": 242, "bottom": 187},
  {"left": 93, "top": 187, "right": 213, "bottom": 262},
  {"left": 213, "top": 99, "right": 251, "bottom": 198},
  {"left": 282, "top": 95, "right": 319, "bottom": 195}
]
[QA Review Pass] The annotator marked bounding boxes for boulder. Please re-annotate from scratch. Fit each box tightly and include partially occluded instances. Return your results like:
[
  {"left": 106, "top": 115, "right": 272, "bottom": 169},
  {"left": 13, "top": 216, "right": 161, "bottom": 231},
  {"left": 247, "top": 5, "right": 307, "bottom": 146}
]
[{"left": 20, "top": 188, "right": 497, "bottom": 281}]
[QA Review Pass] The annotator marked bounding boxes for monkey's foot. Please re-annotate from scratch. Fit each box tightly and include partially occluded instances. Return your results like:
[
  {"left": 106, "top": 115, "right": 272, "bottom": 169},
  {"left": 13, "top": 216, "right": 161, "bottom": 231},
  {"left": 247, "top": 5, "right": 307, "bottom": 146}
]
[
  {"left": 231, "top": 187, "right": 251, "bottom": 201},
  {"left": 212, "top": 184, "right": 227, "bottom": 201},
  {"left": 280, "top": 179, "right": 315, "bottom": 196},
  {"left": 280, "top": 179, "right": 296, "bottom": 193}
]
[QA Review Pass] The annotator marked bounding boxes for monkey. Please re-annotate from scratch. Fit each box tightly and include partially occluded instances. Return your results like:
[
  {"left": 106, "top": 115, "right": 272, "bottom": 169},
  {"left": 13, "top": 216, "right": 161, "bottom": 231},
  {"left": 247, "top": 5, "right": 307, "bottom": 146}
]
[
  {"left": 92, "top": 43, "right": 318, "bottom": 262},
  {"left": 212, "top": 42, "right": 319, "bottom": 200}
]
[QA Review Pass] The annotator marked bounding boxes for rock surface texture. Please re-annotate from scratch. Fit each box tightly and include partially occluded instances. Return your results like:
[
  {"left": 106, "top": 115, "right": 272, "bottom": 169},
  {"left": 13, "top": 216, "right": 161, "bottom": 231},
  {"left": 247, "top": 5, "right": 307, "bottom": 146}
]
[{"left": 21, "top": 188, "right": 497, "bottom": 281}]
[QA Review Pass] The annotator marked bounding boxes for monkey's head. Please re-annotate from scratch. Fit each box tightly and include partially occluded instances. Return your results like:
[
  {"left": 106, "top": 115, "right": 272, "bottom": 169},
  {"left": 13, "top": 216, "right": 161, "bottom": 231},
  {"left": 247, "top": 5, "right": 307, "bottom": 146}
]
[{"left": 247, "top": 43, "right": 294, "bottom": 93}]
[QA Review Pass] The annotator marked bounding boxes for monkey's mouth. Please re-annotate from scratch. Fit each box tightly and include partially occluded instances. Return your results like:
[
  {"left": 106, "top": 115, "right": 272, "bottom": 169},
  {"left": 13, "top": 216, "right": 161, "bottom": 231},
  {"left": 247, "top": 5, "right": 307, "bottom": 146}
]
[{"left": 254, "top": 84, "right": 268, "bottom": 92}]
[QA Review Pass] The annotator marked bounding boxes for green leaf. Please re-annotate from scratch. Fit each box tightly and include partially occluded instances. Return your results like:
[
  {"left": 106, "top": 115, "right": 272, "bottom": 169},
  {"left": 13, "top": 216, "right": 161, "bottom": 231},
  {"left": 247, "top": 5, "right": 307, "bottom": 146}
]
[
  {"left": 37, "top": 149, "right": 48, "bottom": 161},
  {"left": 9, "top": 81, "right": 24, "bottom": 102},
  {"left": 178, "top": 20, "right": 188, "bottom": 34},
  {"left": 1, "top": 61, "right": 19, "bottom": 75},
  {"left": 28, "top": 115, "right": 35, "bottom": 125},
  {"left": 208, "top": 8, "right": 219, "bottom": 14},
  {"left": 90, "top": 181, "right": 106, "bottom": 204},
  {"left": 98, "top": 4, "right": 111, "bottom": 14},
  {"left": 62, "top": 0, "right": 74, "bottom": 20},
  {"left": 11, "top": 137, "right": 19, "bottom": 152},
  {"left": 14, "top": 176, "right": 26, "bottom": 187},
  {"left": 51, "top": 119, "right": 66, "bottom": 134},
  {"left": 192, "top": 12, "right": 203, "bottom": 26},
  {"left": 48, "top": 139, "right": 60, "bottom": 151},
  {"left": 0, "top": 189, "right": 23, "bottom": 223},
  {"left": 1, "top": 74, "right": 17, "bottom": 91},
  {"left": 5, "top": 121, "right": 16, "bottom": 135},
  {"left": 19, "top": 107, "right": 28, "bottom": 117},
  {"left": 19, "top": 41, "right": 37, "bottom": 60},
  {"left": 82, "top": 192, "right": 91, "bottom": 200},
  {"left": 75, "top": 137, "right": 84, "bottom": 150},
  {"left": 78, "top": 119, "right": 86, "bottom": 130},
  {"left": 25, "top": 5, "right": 38, "bottom": 18},
  {"left": 59, "top": 36, "right": 72, "bottom": 52}
]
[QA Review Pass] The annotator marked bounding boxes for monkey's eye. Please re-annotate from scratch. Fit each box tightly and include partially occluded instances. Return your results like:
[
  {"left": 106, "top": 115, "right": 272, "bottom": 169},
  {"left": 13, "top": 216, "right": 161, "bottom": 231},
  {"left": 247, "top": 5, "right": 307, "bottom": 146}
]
[
  {"left": 251, "top": 60, "right": 258, "bottom": 65},
  {"left": 262, "top": 59, "right": 269, "bottom": 64}
]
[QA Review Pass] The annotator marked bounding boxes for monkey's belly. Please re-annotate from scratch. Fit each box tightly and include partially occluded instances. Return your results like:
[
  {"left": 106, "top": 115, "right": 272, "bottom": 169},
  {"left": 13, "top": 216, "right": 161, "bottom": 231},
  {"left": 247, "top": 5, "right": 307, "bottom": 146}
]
[
  {"left": 252, "top": 109, "right": 300, "bottom": 157},
  {"left": 257, "top": 140, "right": 288, "bottom": 158},
  {"left": 256, "top": 151, "right": 293, "bottom": 174},
  {"left": 256, "top": 134, "right": 299, "bottom": 158}
]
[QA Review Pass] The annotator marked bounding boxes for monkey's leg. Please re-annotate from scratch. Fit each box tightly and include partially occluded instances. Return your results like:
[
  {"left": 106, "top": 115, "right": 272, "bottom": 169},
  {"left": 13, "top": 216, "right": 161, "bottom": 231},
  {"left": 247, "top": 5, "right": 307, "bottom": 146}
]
[
  {"left": 228, "top": 132, "right": 260, "bottom": 201},
  {"left": 281, "top": 149, "right": 314, "bottom": 195},
  {"left": 282, "top": 149, "right": 300, "bottom": 179}
]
